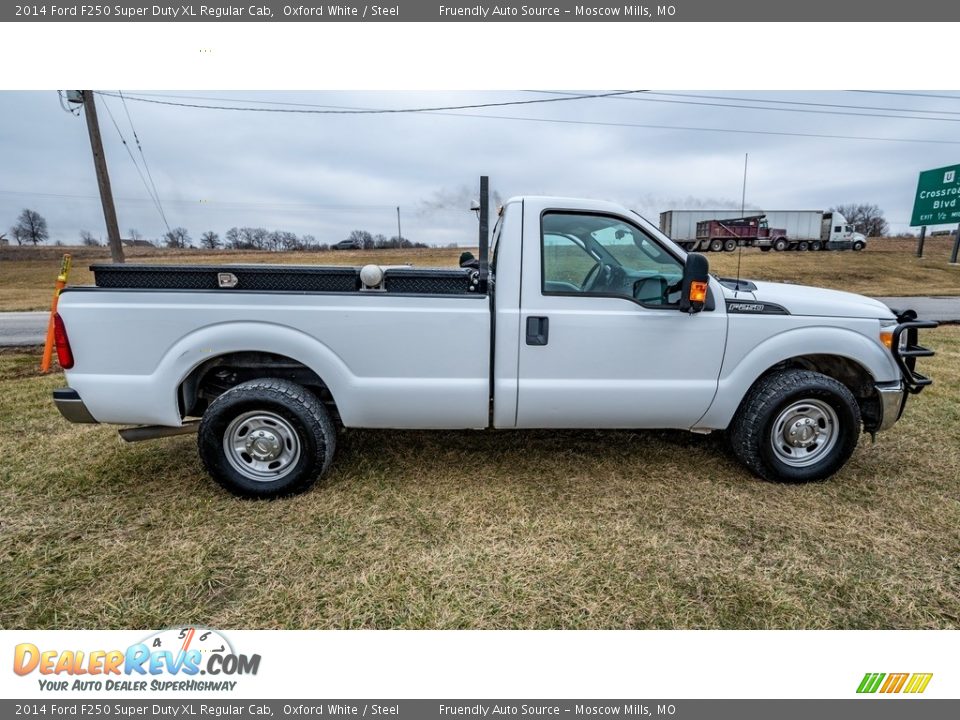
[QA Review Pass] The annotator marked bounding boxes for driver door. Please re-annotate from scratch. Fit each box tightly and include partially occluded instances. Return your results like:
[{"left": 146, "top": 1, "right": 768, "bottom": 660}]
[{"left": 515, "top": 210, "right": 728, "bottom": 429}]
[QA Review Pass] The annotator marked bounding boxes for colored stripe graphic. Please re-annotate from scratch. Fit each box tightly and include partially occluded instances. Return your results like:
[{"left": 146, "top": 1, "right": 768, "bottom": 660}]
[
  {"left": 880, "top": 673, "right": 909, "bottom": 693},
  {"left": 857, "top": 672, "right": 932, "bottom": 694},
  {"left": 857, "top": 673, "right": 885, "bottom": 693},
  {"left": 904, "top": 673, "right": 934, "bottom": 694}
]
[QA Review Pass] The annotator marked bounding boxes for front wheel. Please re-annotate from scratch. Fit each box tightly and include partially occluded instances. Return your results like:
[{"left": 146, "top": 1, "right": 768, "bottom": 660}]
[
  {"left": 853, "top": 240, "right": 866, "bottom": 251},
  {"left": 728, "top": 370, "right": 861, "bottom": 483},
  {"left": 198, "top": 379, "right": 336, "bottom": 498}
]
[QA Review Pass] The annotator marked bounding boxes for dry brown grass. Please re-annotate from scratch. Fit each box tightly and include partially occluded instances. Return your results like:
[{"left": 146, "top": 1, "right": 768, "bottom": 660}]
[
  {"left": 1, "top": 329, "right": 957, "bottom": 630},
  {"left": 2, "top": 239, "right": 959, "bottom": 311}
]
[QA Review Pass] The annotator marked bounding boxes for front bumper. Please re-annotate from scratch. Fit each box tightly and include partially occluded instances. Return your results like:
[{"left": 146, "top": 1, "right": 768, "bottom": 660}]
[
  {"left": 53, "top": 388, "right": 98, "bottom": 424},
  {"left": 874, "top": 381, "right": 908, "bottom": 433}
]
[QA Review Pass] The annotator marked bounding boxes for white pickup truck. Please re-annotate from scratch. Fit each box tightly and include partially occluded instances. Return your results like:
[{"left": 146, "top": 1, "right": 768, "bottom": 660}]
[{"left": 52, "top": 181, "right": 937, "bottom": 497}]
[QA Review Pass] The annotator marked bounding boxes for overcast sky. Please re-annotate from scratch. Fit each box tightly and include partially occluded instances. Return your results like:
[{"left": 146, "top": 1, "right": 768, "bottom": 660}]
[{"left": 2, "top": 90, "right": 959, "bottom": 246}]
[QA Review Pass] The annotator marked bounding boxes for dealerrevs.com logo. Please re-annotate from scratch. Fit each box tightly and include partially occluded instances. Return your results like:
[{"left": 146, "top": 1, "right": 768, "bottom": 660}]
[
  {"left": 857, "top": 672, "right": 933, "bottom": 694},
  {"left": 13, "top": 627, "right": 261, "bottom": 692}
]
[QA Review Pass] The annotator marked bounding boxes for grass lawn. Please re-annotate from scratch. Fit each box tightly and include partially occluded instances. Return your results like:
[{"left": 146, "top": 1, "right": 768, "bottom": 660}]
[
  {"left": 1, "top": 329, "right": 957, "bottom": 630},
  {"left": 2, "top": 238, "right": 960, "bottom": 311}
]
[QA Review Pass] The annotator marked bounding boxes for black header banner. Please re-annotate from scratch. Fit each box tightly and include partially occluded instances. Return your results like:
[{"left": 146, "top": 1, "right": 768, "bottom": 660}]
[
  {"left": 5, "top": 0, "right": 958, "bottom": 22},
  {"left": 3, "top": 700, "right": 959, "bottom": 719}
]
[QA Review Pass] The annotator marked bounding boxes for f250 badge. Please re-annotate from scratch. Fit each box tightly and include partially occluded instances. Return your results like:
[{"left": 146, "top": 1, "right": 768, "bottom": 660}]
[{"left": 726, "top": 300, "right": 789, "bottom": 315}]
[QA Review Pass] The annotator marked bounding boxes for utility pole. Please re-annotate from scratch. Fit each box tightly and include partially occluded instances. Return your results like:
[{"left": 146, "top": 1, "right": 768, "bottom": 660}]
[
  {"left": 916, "top": 225, "right": 926, "bottom": 258},
  {"left": 396, "top": 206, "right": 402, "bottom": 248},
  {"left": 80, "top": 90, "right": 124, "bottom": 263},
  {"left": 740, "top": 153, "right": 748, "bottom": 217}
]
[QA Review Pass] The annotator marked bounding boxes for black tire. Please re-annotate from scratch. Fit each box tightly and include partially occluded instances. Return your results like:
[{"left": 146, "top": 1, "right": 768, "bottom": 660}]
[
  {"left": 723, "top": 239, "right": 737, "bottom": 252},
  {"left": 773, "top": 238, "right": 788, "bottom": 252},
  {"left": 797, "top": 240, "right": 809, "bottom": 251},
  {"left": 728, "top": 370, "right": 860, "bottom": 483},
  {"left": 709, "top": 239, "right": 724, "bottom": 252},
  {"left": 853, "top": 240, "right": 866, "bottom": 251},
  {"left": 810, "top": 241, "right": 822, "bottom": 251},
  {"left": 197, "top": 379, "right": 336, "bottom": 498}
]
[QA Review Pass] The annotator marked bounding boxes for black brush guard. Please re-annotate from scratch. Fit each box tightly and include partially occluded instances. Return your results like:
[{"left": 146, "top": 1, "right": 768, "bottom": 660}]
[{"left": 891, "top": 309, "right": 938, "bottom": 394}]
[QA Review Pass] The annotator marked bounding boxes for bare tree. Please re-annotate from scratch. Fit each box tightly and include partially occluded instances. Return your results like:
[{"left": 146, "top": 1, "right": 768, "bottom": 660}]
[
  {"left": 80, "top": 230, "right": 100, "bottom": 247},
  {"left": 128, "top": 228, "right": 143, "bottom": 242},
  {"left": 830, "top": 203, "right": 889, "bottom": 238},
  {"left": 12, "top": 208, "right": 49, "bottom": 246},
  {"left": 200, "top": 230, "right": 221, "bottom": 250},
  {"left": 164, "top": 226, "right": 191, "bottom": 249}
]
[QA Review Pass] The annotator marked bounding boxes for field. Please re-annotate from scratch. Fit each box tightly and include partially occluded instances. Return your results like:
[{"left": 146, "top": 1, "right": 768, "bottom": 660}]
[
  {"left": 1, "top": 329, "right": 957, "bottom": 630},
  {"left": 2, "top": 237, "right": 960, "bottom": 311}
]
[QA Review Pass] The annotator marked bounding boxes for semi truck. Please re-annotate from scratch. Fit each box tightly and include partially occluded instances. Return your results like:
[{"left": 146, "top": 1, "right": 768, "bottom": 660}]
[
  {"left": 51, "top": 179, "right": 935, "bottom": 498},
  {"left": 661, "top": 210, "right": 868, "bottom": 252}
]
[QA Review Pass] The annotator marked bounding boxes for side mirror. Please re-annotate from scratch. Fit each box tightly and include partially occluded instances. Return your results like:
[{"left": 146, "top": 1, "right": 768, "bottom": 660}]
[{"left": 679, "top": 253, "right": 709, "bottom": 314}]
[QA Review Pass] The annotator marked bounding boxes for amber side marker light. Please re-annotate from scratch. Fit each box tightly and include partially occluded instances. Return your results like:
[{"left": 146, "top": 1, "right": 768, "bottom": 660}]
[
  {"left": 880, "top": 329, "right": 894, "bottom": 350},
  {"left": 689, "top": 280, "right": 708, "bottom": 304},
  {"left": 53, "top": 312, "right": 74, "bottom": 369}
]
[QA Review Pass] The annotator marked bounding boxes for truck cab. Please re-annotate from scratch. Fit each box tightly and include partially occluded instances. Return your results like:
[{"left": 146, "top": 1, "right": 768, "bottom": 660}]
[{"left": 823, "top": 211, "right": 868, "bottom": 251}]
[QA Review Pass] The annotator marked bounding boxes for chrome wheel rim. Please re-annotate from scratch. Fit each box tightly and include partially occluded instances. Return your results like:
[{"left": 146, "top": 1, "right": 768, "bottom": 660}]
[
  {"left": 223, "top": 410, "right": 301, "bottom": 482},
  {"left": 769, "top": 399, "right": 839, "bottom": 468}
]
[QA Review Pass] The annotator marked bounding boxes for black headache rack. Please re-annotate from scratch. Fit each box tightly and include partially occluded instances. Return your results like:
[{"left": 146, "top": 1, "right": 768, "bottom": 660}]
[
  {"left": 891, "top": 309, "right": 938, "bottom": 394},
  {"left": 89, "top": 263, "right": 481, "bottom": 295}
]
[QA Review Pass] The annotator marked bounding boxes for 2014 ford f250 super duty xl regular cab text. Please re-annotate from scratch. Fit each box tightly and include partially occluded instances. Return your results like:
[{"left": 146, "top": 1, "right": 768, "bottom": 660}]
[{"left": 51, "top": 181, "right": 937, "bottom": 497}]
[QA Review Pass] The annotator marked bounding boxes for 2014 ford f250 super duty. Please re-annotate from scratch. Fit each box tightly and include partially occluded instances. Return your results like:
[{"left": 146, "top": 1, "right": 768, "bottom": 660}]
[{"left": 52, "top": 180, "right": 937, "bottom": 497}]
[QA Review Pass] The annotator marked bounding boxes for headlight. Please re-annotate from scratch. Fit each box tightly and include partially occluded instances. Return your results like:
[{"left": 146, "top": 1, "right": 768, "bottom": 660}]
[{"left": 879, "top": 322, "right": 907, "bottom": 353}]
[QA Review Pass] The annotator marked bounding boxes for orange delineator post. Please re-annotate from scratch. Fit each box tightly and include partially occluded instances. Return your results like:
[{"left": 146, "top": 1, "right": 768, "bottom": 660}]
[{"left": 40, "top": 254, "right": 72, "bottom": 373}]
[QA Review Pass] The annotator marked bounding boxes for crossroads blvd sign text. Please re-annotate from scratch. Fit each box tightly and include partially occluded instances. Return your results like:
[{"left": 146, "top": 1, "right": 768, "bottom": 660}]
[{"left": 911, "top": 163, "right": 960, "bottom": 226}]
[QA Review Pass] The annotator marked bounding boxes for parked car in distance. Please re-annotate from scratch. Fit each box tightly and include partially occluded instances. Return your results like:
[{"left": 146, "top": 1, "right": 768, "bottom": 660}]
[{"left": 332, "top": 239, "right": 363, "bottom": 250}]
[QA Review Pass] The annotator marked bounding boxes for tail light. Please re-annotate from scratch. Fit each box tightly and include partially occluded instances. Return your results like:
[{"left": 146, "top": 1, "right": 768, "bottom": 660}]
[{"left": 53, "top": 312, "right": 74, "bottom": 369}]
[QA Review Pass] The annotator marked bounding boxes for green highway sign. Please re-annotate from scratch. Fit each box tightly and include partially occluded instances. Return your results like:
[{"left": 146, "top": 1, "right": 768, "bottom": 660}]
[{"left": 911, "top": 163, "right": 960, "bottom": 227}]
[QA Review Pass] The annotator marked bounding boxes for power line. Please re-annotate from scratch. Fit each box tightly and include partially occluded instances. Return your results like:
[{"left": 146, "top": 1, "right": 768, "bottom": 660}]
[
  {"left": 104, "top": 91, "right": 960, "bottom": 145},
  {"left": 0, "top": 188, "right": 399, "bottom": 209},
  {"left": 849, "top": 90, "right": 960, "bottom": 101},
  {"left": 118, "top": 90, "right": 171, "bottom": 232},
  {"left": 98, "top": 96, "right": 172, "bottom": 234},
  {"left": 423, "top": 110, "right": 960, "bottom": 146},
  {"left": 96, "top": 90, "right": 647, "bottom": 114},
  {"left": 526, "top": 90, "right": 960, "bottom": 123}
]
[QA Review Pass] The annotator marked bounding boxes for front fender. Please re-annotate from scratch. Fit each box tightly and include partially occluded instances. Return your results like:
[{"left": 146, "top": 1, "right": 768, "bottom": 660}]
[{"left": 696, "top": 324, "right": 898, "bottom": 430}]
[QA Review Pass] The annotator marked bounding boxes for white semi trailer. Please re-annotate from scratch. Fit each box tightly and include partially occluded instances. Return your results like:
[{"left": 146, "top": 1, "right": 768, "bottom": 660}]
[{"left": 660, "top": 210, "right": 868, "bottom": 252}]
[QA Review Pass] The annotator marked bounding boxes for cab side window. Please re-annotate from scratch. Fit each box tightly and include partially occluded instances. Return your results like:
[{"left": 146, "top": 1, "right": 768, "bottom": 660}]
[{"left": 541, "top": 212, "right": 684, "bottom": 307}]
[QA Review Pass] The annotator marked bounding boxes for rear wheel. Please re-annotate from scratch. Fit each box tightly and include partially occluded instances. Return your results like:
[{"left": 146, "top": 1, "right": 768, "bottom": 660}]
[
  {"left": 797, "top": 240, "right": 809, "bottom": 251},
  {"left": 810, "top": 241, "right": 822, "bottom": 251},
  {"left": 709, "top": 239, "right": 724, "bottom": 252},
  {"left": 773, "top": 238, "right": 788, "bottom": 252},
  {"left": 723, "top": 239, "right": 737, "bottom": 252},
  {"left": 728, "top": 370, "right": 860, "bottom": 483},
  {"left": 198, "top": 378, "right": 336, "bottom": 498}
]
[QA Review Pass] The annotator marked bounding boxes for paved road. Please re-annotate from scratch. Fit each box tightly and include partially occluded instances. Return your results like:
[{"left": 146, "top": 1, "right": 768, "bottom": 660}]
[
  {"left": 1, "top": 297, "right": 958, "bottom": 347},
  {"left": 0, "top": 312, "right": 48, "bottom": 346}
]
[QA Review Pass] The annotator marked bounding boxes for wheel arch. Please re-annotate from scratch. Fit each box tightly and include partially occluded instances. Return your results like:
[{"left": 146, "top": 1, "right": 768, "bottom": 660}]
[
  {"left": 179, "top": 350, "right": 341, "bottom": 423},
  {"left": 151, "top": 321, "right": 353, "bottom": 427}
]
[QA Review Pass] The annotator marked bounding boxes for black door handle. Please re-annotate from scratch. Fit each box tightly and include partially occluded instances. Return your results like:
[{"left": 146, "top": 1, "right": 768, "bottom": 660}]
[{"left": 526, "top": 316, "right": 549, "bottom": 346}]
